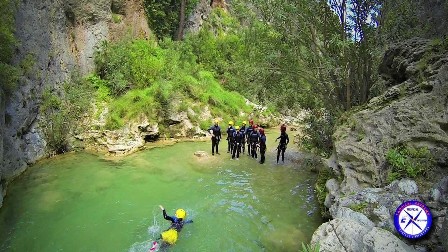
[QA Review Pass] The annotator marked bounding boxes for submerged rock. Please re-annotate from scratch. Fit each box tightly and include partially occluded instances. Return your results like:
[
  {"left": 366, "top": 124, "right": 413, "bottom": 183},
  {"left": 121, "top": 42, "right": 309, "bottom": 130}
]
[{"left": 194, "top": 151, "right": 208, "bottom": 157}]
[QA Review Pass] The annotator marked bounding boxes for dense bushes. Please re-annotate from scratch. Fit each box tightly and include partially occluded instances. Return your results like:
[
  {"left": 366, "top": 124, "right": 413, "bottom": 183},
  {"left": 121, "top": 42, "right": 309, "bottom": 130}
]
[
  {"left": 386, "top": 145, "right": 435, "bottom": 183},
  {"left": 143, "top": 0, "right": 199, "bottom": 40},
  {"left": 300, "top": 110, "right": 336, "bottom": 158},
  {"left": 92, "top": 37, "right": 253, "bottom": 132},
  {"left": 40, "top": 76, "right": 93, "bottom": 154}
]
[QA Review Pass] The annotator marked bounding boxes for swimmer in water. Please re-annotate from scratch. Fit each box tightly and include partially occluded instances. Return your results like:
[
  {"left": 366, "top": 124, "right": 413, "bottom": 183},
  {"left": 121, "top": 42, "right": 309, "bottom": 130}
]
[{"left": 149, "top": 205, "right": 193, "bottom": 251}]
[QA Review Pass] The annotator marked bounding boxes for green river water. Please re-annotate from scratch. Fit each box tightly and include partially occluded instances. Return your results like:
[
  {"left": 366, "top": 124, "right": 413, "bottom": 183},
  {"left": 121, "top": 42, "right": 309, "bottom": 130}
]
[{"left": 0, "top": 130, "right": 322, "bottom": 251}]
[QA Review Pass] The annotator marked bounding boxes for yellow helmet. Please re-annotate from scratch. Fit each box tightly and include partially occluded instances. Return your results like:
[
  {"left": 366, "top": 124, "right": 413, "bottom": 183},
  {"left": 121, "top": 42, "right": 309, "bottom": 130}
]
[
  {"left": 214, "top": 119, "right": 219, "bottom": 124},
  {"left": 161, "top": 229, "right": 178, "bottom": 245},
  {"left": 175, "top": 208, "right": 186, "bottom": 219},
  {"left": 229, "top": 121, "right": 234, "bottom": 126},
  {"left": 235, "top": 126, "right": 240, "bottom": 130},
  {"left": 242, "top": 121, "right": 247, "bottom": 125}
]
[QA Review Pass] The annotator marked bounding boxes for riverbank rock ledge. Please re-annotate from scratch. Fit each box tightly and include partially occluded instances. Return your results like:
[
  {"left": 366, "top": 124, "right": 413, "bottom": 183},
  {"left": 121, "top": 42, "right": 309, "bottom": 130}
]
[
  {"left": 75, "top": 121, "right": 159, "bottom": 156},
  {"left": 311, "top": 218, "right": 417, "bottom": 252},
  {"left": 313, "top": 38, "right": 448, "bottom": 251}
]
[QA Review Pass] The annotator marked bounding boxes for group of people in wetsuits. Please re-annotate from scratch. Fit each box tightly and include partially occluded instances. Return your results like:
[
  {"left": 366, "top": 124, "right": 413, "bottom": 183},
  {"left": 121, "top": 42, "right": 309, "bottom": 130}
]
[
  {"left": 208, "top": 119, "right": 290, "bottom": 164},
  {"left": 150, "top": 122, "right": 290, "bottom": 251}
]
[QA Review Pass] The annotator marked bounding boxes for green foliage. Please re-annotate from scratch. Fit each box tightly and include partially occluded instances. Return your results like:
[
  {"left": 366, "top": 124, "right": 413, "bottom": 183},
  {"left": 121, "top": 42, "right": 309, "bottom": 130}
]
[
  {"left": 94, "top": 38, "right": 251, "bottom": 130},
  {"left": 301, "top": 242, "right": 320, "bottom": 252},
  {"left": 95, "top": 40, "right": 165, "bottom": 96},
  {"left": 0, "top": 62, "right": 19, "bottom": 94},
  {"left": 300, "top": 109, "right": 336, "bottom": 158},
  {"left": 40, "top": 89, "right": 68, "bottom": 154},
  {"left": 379, "top": 0, "right": 441, "bottom": 42},
  {"left": 111, "top": 13, "right": 122, "bottom": 23},
  {"left": 315, "top": 166, "right": 335, "bottom": 217},
  {"left": 86, "top": 74, "right": 111, "bottom": 102},
  {"left": 40, "top": 75, "right": 94, "bottom": 153},
  {"left": 20, "top": 53, "right": 36, "bottom": 77},
  {"left": 143, "top": 0, "right": 199, "bottom": 40},
  {"left": 350, "top": 202, "right": 368, "bottom": 212},
  {"left": 0, "top": 0, "right": 19, "bottom": 94},
  {"left": 386, "top": 145, "right": 434, "bottom": 183}
]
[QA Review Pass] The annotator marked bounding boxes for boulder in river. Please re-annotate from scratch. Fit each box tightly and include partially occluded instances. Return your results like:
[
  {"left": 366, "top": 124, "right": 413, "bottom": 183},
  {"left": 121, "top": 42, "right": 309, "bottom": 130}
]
[{"left": 194, "top": 151, "right": 208, "bottom": 157}]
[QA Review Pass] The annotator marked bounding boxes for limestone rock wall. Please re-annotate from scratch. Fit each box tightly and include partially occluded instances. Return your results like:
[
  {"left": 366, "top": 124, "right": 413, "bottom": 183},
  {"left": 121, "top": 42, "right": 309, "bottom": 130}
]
[
  {"left": 0, "top": 0, "right": 150, "bottom": 208},
  {"left": 334, "top": 38, "right": 448, "bottom": 193},
  {"left": 314, "top": 38, "right": 448, "bottom": 251},
  {"left": 184, "top": 0, "right": 228, "bottom": 35}
]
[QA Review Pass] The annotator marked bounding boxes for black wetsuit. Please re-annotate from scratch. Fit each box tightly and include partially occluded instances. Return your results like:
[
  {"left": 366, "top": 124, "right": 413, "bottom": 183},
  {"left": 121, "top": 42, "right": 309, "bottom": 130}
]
[
  {"left": 208, "top": 125, "right": 221, "bottom": 155},
  {"left": 259, "top": 134, "right": 267, "bottom": 164},
  {"left": 239, "top": 125, "right": 246, "bottom": 153},
  {"left": 227, "top": 126, "right": 235, "bottom": 153},
  {"left": 276, "top": 132, "right": 289, "bottom": 163},
  {"left": 249, "top": 131, "right": 259, "bottom": 159},
  {"left": 156, "top": 209, "right": 193, "bottom": 251},
  {"left": 232, "top": 131, "right": 243, "bottom": 159},
  {"left": 162, "top": 209, "right": 193, "bottom": 232},
  {"left": 245, "top": 126, "right": 254, "bottom": 156}
]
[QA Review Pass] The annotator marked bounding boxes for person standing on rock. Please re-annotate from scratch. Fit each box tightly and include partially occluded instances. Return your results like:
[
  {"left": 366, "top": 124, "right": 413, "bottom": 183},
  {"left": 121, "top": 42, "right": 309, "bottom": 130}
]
[
  {"left": 226, "top": 121, "right": 236, "bottom": 154},
  {"left": 275, "top": 124, "right": 289, "bottom": 163},
  {"left": 258, "top": 128, "right": 267, "bottom": 164},
  {"left": 208, "top": 120, "right": 221, "bottom": 155}
]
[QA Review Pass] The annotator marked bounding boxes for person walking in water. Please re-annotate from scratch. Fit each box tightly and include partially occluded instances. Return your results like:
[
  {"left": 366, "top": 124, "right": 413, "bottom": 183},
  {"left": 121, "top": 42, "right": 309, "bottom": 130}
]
[
  {"left": 208, "top": 120, "right": 221, "bottom": 155},
  {"left": 249, "top": 125, "right": 260, "bottom": 159},
  {"left": 239, "top": 121, "right": 247, "bottom": 154},
  {"left": 149, "top": 205, "right": 193, "bottom": 251},
  {"left": 258, "top": 128, "right": 267, "bottom": 164},
  {"left": 275, "top": 124, "right": 289, "bottom": 163},
  {"left": 226, "top": 121, "right": 236, "bottom": 154},
  {"left": 232, "top": 125, "right": 243, "bottom": 160},
  {"left": 245, "top": 120, "right": 254, "bottom": 156}
]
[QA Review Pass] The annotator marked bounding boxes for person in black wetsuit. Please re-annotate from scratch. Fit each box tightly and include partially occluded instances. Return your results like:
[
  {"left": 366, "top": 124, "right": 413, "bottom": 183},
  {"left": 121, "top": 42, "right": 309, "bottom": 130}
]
[
  {"left": 232, "top": 125, "right": 243, "bottom": 160},
  {"left": 226, "top": 121, "right": 235, "bottom": 154},
  {"left": 275, "top": 124, "right": 290, "bottom": 163},
  {"left": 249, "top": 125, "right": 260, "bottom": 159},
  {"left": 150, "top": 205, "right": 193, "bottom": 251},
  {"left": 245, "top": 120, "right": 254, "bottom": 156},
  {"left": 258, "top": 128, "right": 267, "bottom": 164},
  {"left": 239, "top": 121, "right": 247, "bottom": 154},
  {"left": 208, "top": 120, "right": 222, "bottom": 155},
  {"left": 159, "top": 205, "right": 192, "bottom": 232}
]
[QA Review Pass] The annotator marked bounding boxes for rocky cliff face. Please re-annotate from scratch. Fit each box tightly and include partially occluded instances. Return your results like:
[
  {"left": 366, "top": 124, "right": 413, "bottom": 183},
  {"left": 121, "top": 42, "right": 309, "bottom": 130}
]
[
  {"left": 0, "top": 0, "right": 150, "bottom": 207},
  {"left": 0, "top": 89, "right": 4, "bottom": 208},
  {"left": 333, "top": 38, "right": 448, "bottom": 193},
  {"left": 184, "top": 0, "right": 228, "bottom": 35},
  {"left": 313, "top": 39, "right": 448, "bottom": 251}
]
